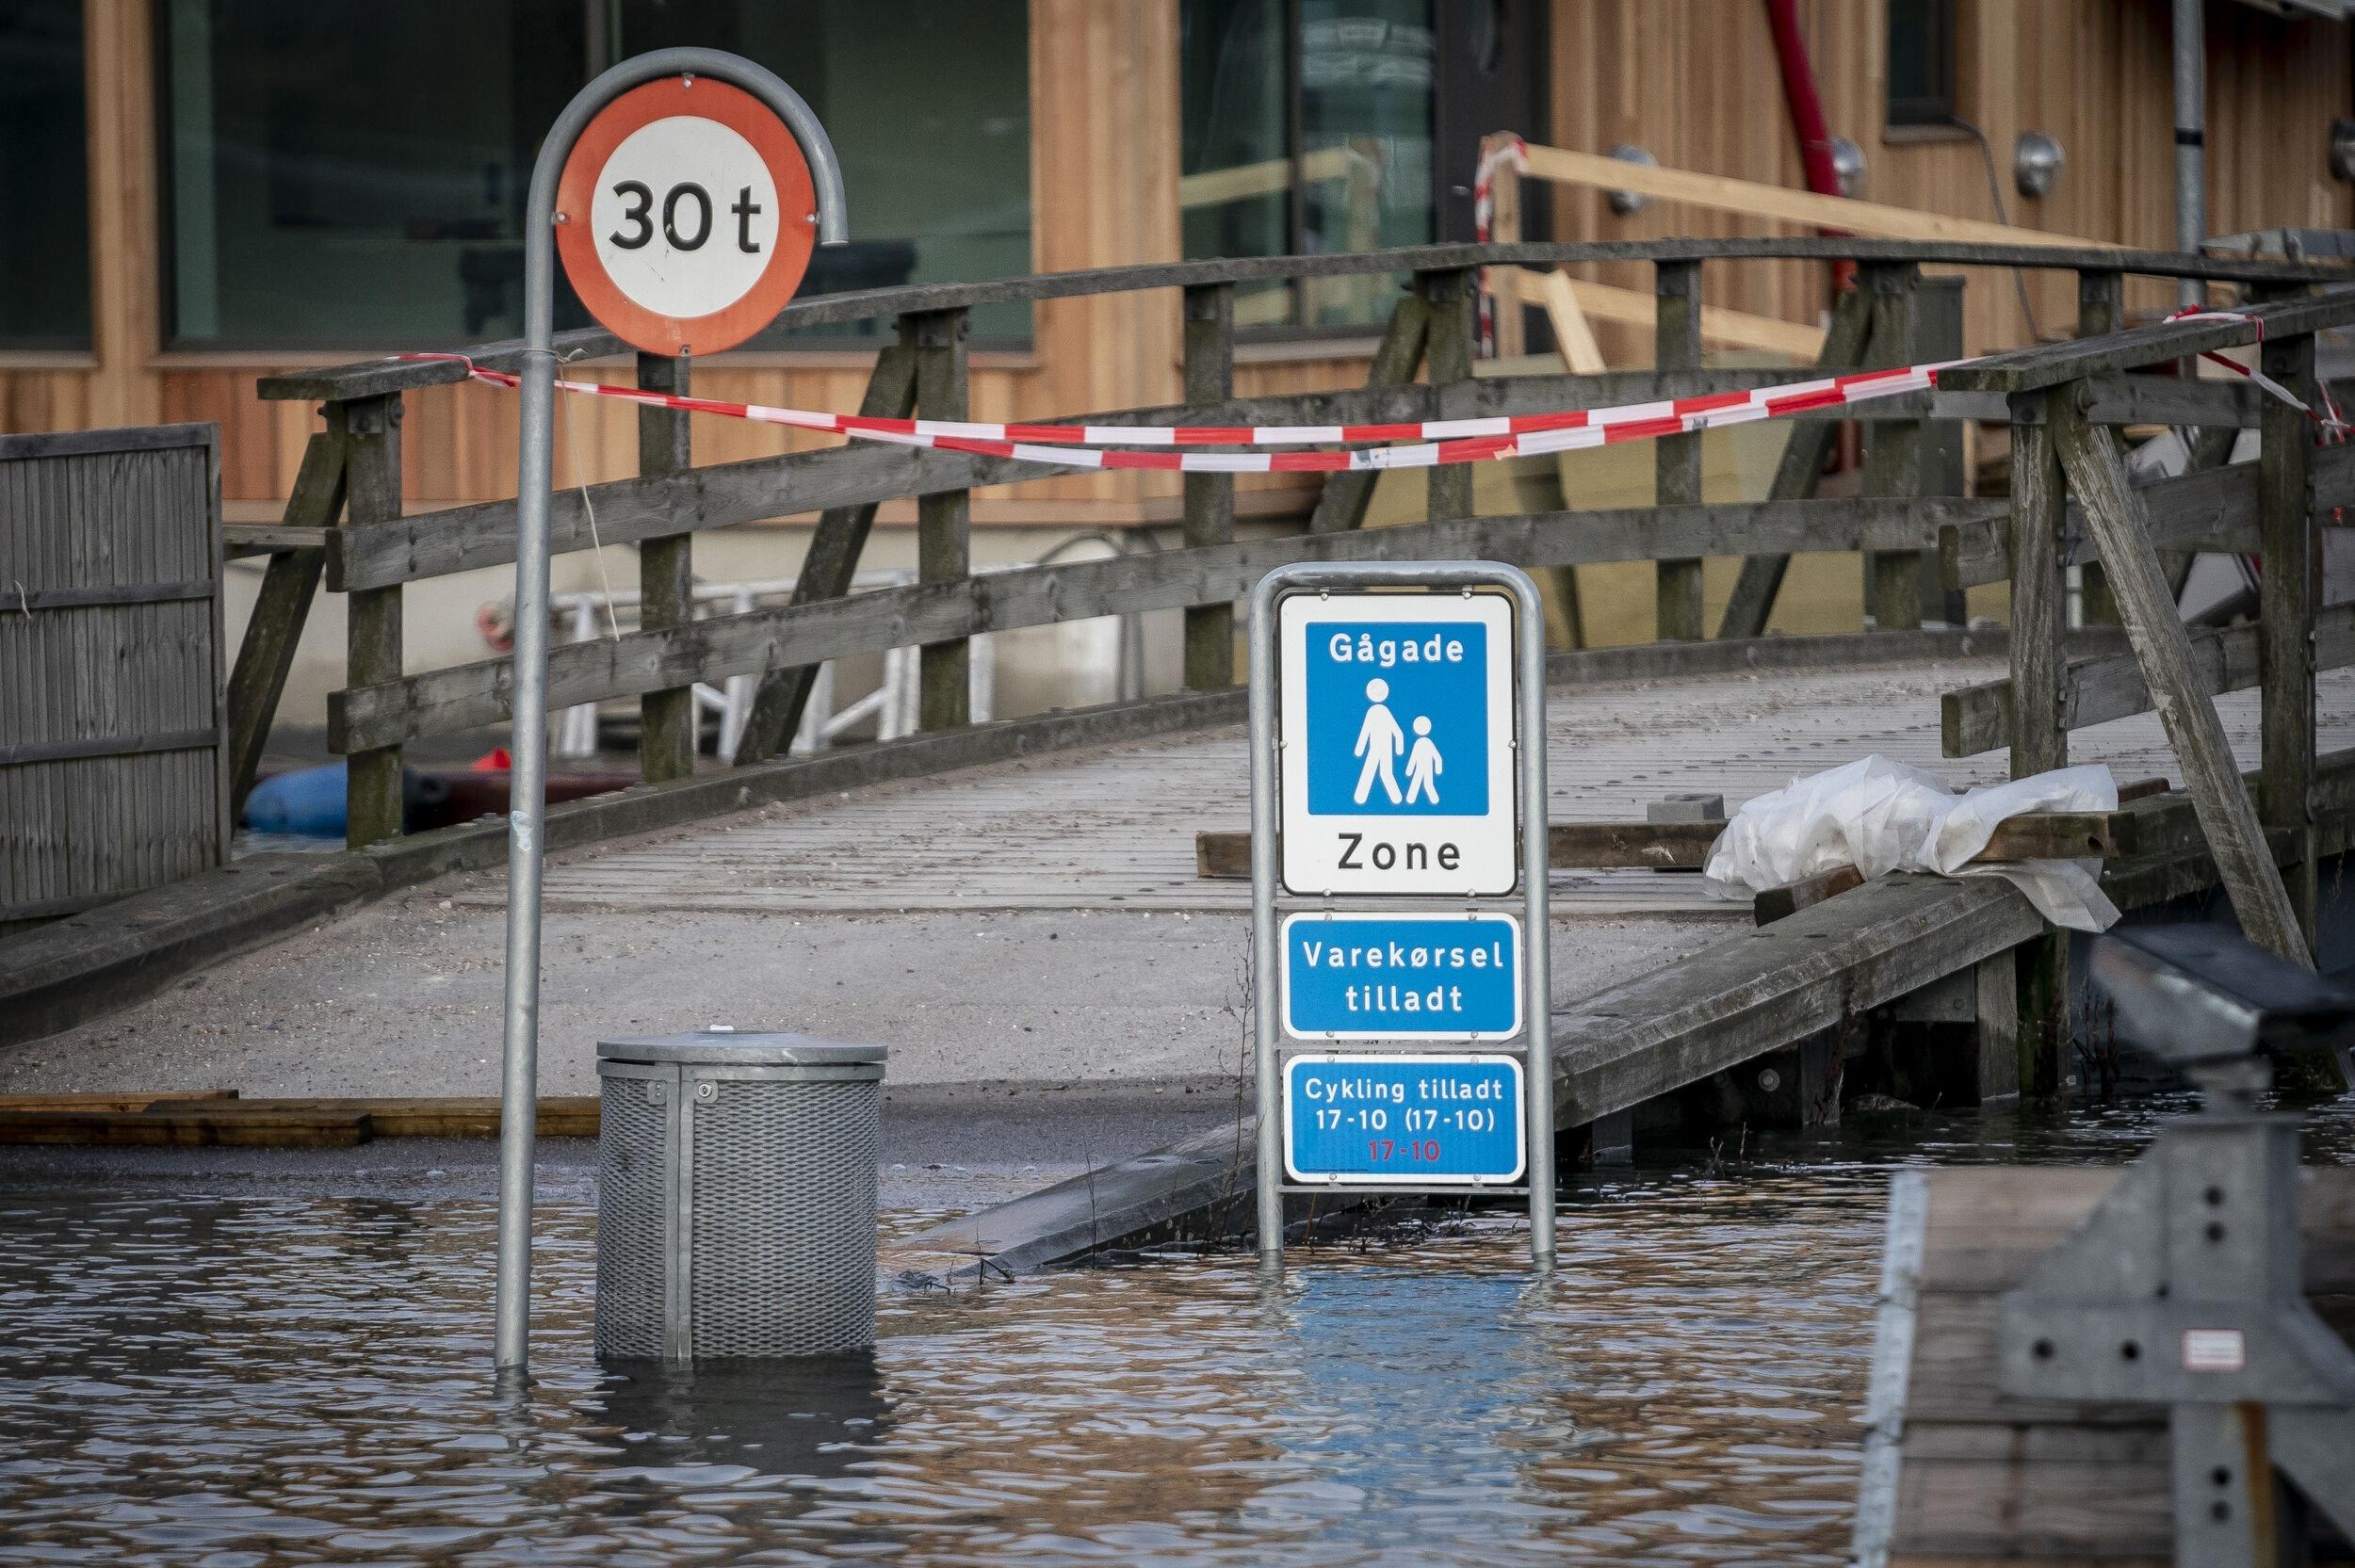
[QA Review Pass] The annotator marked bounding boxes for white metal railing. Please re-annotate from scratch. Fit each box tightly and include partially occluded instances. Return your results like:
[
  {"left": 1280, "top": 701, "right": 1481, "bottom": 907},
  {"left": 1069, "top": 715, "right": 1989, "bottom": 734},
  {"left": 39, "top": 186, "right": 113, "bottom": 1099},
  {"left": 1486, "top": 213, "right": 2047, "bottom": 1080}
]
[
  {"left": 547, "top": 571, "right": 996, "bottom": 762},
  {"left": 539, "top": 549, "right": 1150, "bottom": 762}
]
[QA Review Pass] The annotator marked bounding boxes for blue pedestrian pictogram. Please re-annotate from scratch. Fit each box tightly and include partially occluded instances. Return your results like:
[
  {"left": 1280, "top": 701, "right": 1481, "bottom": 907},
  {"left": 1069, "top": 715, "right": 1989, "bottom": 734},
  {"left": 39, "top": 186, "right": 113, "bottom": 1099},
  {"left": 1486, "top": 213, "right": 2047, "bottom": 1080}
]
[{"left": 1304, "top": 622, "right": 1490, "bottom": 816}]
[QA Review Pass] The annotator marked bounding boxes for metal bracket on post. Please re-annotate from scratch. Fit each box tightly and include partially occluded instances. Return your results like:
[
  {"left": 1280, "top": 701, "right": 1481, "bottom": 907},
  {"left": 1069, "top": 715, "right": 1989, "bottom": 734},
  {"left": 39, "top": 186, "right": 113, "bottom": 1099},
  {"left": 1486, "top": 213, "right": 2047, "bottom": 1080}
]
[
  {"left": 1996, "top": 926, "right": 2355, "bottom": 1560},
  {"left": 492, "top": 46, "right": 847, "bottom": 1381}
]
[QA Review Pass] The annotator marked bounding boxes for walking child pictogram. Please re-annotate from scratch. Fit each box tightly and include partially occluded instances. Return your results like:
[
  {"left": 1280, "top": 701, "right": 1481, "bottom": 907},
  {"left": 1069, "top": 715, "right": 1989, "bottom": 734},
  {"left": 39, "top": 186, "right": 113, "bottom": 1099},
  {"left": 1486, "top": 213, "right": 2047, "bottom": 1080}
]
[
  {"left": 1352, "top": 678, "right": 1405, "bottom": 803},
  {"left": 1404, "top": 715, "right": 1442, "bottom": 803}
]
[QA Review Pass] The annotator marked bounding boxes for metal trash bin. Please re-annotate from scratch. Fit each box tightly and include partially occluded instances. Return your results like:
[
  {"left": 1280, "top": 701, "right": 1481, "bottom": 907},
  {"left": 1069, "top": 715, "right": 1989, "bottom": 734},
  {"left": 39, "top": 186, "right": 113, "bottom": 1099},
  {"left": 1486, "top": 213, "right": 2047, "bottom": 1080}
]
[{"left": 595, "top": 1027, "right": 885, "bottom": 1360}]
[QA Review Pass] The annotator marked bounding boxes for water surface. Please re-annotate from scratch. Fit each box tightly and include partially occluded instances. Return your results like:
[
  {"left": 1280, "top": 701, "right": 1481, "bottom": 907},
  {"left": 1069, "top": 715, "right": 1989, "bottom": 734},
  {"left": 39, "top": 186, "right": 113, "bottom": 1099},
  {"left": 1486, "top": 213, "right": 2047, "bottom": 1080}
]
[{"left": 2, "top": 1095, "right": 2347, "bottom": 1566}]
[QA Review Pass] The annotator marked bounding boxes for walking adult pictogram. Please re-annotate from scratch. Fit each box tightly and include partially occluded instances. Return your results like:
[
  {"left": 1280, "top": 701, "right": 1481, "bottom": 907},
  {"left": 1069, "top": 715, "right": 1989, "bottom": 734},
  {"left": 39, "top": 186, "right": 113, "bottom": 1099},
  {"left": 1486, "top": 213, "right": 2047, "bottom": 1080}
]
[{"left": 1352, "top": 678, "right": 1405, "bottom": 804}]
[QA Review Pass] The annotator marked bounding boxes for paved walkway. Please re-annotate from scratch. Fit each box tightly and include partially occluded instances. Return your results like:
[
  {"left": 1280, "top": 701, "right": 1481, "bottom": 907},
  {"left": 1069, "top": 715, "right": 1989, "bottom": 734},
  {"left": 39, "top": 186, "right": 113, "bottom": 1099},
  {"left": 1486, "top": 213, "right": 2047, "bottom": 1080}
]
[{"left": 8, "top": 657, "right": 2349, "bottom": 1128}]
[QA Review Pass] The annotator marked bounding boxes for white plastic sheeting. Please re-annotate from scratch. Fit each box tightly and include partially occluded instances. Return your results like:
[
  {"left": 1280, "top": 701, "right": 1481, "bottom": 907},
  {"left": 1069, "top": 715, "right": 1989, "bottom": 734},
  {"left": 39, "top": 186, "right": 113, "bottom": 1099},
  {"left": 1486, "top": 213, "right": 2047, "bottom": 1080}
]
[{"left": 1702, "top": 755, "right": 2122, "bottom": 931}]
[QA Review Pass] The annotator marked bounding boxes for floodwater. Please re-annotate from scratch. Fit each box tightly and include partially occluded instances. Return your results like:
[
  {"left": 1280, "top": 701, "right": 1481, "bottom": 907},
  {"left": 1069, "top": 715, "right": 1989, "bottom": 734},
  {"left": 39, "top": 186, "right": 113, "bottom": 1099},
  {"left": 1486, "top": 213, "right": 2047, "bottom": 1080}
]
[{"left": 2, "top": 1098, "right": 2349, "bottom": 1566}]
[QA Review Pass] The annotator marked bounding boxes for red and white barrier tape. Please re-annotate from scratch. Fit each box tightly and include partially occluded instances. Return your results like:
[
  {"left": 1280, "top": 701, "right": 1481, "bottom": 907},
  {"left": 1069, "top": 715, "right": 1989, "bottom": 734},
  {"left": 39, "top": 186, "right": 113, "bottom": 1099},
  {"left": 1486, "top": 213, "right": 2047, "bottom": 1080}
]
[
  {"left": 396, "top": 302, "right": 2339, "bottom": 479},
  {"left": 403, "top": 351, "right": 1941, "bottom": 475},
  {"left": 1471, "top": 135, "right": 1530, "bottom": 358},
  {"left": 2160, "top": 308, "right": 2347, "bottom": 438}
]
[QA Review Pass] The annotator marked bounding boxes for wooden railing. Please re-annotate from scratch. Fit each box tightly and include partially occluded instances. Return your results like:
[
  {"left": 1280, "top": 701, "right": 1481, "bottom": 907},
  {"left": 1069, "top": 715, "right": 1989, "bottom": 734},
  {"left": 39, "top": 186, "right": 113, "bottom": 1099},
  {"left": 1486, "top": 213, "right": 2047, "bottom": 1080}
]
[{"left": 225, "top": 237, "right": 2352, "bottom": 910}]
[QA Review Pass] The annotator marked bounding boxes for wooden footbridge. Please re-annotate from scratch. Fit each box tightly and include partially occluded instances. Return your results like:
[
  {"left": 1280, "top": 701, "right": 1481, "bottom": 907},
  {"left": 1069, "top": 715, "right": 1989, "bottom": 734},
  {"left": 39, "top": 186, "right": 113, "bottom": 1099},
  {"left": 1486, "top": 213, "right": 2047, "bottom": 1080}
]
[
  {"left": 8, "top": 234, "right": 2355, "bottom": 1093},
  {"left": 8, "top": 233, "right": 2355, "bottom": 1560}
]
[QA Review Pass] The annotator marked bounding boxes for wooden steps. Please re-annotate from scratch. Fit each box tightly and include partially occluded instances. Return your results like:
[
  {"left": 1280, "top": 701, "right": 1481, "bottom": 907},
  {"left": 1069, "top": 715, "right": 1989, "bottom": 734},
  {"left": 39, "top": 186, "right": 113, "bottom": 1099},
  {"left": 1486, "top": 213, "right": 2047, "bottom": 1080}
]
[{"left": 0, "top": 1093, "right": 600, "bottom": 1147}]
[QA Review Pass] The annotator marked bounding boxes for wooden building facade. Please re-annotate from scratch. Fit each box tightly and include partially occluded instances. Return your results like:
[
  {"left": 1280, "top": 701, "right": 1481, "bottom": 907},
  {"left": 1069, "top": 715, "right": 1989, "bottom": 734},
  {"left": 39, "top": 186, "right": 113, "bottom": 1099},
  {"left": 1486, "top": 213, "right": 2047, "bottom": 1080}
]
[{"left": 2, "top": 1, "right": 2351, "bottom": 578}]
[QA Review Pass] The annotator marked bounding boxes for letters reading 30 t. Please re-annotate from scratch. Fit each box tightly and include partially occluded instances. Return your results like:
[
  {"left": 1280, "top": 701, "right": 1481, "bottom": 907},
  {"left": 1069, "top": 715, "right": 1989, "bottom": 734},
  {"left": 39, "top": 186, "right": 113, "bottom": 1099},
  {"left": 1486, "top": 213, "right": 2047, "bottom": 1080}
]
[{"left": 609, "top": 182, "right": 766, "bottom": 253}]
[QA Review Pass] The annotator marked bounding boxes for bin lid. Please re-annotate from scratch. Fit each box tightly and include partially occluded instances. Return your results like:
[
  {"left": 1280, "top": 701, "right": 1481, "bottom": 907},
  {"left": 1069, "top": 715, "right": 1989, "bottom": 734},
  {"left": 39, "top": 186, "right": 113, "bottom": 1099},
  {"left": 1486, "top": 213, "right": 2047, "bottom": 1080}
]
[{"left": 596, "top": 1026, "right": 888, "bottom": 1067}]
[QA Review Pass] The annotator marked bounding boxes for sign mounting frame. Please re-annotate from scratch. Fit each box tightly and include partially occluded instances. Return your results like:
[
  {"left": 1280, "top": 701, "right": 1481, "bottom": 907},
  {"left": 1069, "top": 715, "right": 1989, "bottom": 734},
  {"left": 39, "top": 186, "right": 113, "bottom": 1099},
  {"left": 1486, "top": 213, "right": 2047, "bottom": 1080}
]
[{"left": 1246, "top": 559, "right": 1555, "bottom": 1274}]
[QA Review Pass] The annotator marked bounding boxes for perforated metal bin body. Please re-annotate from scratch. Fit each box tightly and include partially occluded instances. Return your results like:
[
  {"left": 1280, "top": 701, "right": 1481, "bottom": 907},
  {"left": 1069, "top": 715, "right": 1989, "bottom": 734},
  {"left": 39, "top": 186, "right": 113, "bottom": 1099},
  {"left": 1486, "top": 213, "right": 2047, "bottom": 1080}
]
[{"left": 595, "top": 1029, "right": 885, "bottom": 1361}]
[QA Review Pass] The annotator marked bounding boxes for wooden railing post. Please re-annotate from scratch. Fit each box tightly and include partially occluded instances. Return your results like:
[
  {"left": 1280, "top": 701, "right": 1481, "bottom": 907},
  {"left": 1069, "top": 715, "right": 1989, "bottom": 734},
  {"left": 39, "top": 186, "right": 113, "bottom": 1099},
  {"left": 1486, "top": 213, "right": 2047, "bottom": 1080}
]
[
  {"left": 1862, "top": 262, "right": 1924, "bottom": 632},
  {"left": 341, "top": 393, "right": 404, "bottom": 847},
  {"left": 734, "top": 329, "right": 920, "bottom": 764},
  {"left": 2259, "top": 324, "right": 2321, "bottom": 950},
  {"left": 637, "top": 352, "right": 695, "bottom": 782},
  {"left": 1916, "top": 275, "right": 1968, "bottom": 625},
  {"left": 1653, "top": 258, "right": 1704, "bottom": 640},
  {"left": 1715, "top": 283, "right": 1876, "bottom": 639},
  {"left": 912, "top": 307, "right": 971, "bottom": 731},
  {"left": 224, "top": 415, "right": 349, "bottom": 815},
  {"left": 1420, "top": 267, "right": 1477, "bottom": 524},
  {"left": 1483, "top": 134, "right": 1525, "bottom": 359},
  {"left": 1181, "top": 283, "right": 1236, "bottom": 689},
  {"left": 2008, "top": 386, "right": 2071, "bottom": 1092},
  {"left": 1307, "top": 287, "right": 1430, "bottom": 534},
  {"left": 2073, "top": 269, "right": 2127, "bottom": 625}
]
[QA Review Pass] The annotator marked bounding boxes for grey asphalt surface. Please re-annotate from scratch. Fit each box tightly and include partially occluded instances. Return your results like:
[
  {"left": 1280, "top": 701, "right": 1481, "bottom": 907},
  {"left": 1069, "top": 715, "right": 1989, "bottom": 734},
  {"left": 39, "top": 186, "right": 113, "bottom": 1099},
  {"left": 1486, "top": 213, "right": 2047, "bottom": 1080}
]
[{"left": 0, "top": 896, "right": 1726, "bottom": 1106}]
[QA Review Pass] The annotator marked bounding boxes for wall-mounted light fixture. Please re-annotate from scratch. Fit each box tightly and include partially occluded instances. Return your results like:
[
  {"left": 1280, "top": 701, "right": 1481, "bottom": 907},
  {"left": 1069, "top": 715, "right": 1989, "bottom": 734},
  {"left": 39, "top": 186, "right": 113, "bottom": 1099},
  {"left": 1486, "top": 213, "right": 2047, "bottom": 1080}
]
[
  {"left": 1828, "top": 137, "right": 1865, "bottom": 199},
  {"left": 2331, "top": 118, "right": 2355, "bottom": 183},
  {"left": 2014, "top": 131, "right": 2065, "bottom": 199},
  {"left": 1605, "top": 144, "right": 1657, "bottom": 215}
]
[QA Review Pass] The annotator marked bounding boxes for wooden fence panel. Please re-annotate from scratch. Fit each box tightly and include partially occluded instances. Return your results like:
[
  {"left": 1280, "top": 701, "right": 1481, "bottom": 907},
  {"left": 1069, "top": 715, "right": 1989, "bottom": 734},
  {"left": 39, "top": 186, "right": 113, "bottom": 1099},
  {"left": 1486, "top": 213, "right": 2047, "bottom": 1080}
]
[{"left": 0, "top": 425, "right": 226, "bottom": 935}]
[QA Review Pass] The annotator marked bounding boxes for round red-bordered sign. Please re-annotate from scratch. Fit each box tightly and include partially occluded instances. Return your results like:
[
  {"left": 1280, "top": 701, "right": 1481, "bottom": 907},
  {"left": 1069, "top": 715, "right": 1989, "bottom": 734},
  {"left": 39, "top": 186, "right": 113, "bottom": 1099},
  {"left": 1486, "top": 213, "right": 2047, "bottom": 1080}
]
[{"left": 555, "top": 75, "right": 817, "bottom": 356}]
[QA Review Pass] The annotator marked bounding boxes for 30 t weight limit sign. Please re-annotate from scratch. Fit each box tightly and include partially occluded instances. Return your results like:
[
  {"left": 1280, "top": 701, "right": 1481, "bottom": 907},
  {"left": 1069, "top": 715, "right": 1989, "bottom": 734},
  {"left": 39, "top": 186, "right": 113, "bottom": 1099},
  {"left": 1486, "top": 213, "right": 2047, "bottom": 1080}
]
[{"left": 556, "top": 74, "right": 818, "bottom": 356}]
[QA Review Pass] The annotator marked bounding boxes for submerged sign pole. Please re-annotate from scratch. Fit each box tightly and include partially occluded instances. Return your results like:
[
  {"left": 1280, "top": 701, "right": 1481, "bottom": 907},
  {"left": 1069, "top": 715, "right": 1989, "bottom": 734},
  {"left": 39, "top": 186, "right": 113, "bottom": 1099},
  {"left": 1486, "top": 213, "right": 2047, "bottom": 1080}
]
[
  {"left": 1247, "top": 560, "right": 1553, "bottom": 1270},
  {"left": 494, "top": 48, "right": 846, "bottom": 1377}
]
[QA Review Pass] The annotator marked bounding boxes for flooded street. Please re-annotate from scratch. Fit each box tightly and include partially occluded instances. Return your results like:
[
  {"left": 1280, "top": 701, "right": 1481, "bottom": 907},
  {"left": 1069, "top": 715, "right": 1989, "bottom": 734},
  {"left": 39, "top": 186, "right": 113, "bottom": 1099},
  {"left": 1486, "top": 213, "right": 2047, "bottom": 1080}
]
[{"left": 2, "top": 1097, "right": 2347, "bottom": 1566}]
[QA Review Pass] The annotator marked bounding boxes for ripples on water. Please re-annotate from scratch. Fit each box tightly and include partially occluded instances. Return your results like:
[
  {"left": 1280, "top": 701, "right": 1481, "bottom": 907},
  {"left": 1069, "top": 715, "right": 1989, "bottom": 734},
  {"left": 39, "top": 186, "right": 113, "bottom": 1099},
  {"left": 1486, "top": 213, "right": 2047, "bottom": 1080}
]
[{"left": 1, "top": 1096, "right": 2347, "bottom": 1566}]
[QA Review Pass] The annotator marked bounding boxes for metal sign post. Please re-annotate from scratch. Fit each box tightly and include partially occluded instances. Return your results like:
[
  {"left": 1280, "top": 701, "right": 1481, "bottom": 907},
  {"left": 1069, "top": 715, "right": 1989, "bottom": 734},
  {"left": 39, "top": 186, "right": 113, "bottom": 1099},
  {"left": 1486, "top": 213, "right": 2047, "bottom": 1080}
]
[
  {"left": 493, "top": 48, "right": 847, "bottom": 1378},
  {"left": 1247, "top": 560, "right": 1554, "bottom": 1270}
]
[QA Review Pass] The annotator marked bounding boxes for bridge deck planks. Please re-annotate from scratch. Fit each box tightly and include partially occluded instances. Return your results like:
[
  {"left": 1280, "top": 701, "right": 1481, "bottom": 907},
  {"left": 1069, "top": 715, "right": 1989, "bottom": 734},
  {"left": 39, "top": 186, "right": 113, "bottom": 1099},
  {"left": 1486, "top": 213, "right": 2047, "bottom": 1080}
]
[{"left": 492, "top": 662, "right": 2355, "bottom": 918}]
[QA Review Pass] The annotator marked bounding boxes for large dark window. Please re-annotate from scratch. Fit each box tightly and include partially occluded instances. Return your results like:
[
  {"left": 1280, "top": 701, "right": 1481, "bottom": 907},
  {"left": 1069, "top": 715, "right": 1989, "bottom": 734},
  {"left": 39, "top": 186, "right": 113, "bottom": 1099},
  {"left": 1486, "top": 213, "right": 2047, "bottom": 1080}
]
[
  {"left": 1181, "top": 0, "right": 1437, "bottom": 331},
  {"left": 1886, "top": 0, "right": 1957, "bottom": 129},
  {"left": 0, "top": 2, "right": 92, "bottom": 350},
  {"left": 158, "top": 0, "right": 1031, "bottom": 348}
]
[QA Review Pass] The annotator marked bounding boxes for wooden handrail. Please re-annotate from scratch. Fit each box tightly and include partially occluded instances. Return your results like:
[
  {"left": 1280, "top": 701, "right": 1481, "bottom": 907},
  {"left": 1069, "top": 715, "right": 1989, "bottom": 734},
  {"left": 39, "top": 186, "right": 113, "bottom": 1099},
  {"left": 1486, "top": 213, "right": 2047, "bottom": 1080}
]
[
  {"left": 258, "top": 239, "right": 2352, "bottom": 402},
  {"left": 318, "top": 368, "right": 2264, "bottom": 594},
  {"left": 322, "top": 433, "right": 2321, "bottom": 752},
  {"left": 1942, "top": 604, "right": 2355, "bottom": 757}
]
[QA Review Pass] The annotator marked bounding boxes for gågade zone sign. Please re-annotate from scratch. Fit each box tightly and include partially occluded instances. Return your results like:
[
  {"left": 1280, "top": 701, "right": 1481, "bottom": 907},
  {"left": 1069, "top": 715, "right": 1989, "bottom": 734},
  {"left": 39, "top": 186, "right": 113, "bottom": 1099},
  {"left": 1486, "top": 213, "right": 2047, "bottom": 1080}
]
[{"left": 1277, "top": 593, "right": 1517, "bottom": 897}]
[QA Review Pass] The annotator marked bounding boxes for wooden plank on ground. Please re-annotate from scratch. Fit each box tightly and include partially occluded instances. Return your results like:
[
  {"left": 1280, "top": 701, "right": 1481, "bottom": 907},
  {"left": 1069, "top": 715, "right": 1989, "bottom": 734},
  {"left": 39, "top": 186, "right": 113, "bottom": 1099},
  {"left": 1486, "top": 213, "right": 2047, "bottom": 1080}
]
[
  {"left": 0, "top": 1090, "right": 238, "bottom": 1112},
  {"left": 0, "top": 1095, "right": 601, "bottom": 1145},
  {"left": 0, "top": 1108, "right": 371, "bottom": 1147}
]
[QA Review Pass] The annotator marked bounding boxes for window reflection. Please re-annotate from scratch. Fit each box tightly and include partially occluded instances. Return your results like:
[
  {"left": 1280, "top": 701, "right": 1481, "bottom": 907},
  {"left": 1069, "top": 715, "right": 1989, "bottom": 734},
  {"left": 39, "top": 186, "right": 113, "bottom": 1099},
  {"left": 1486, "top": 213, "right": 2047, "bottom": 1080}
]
[
  {"left": 157, "top": 0, "right": 1031, "bottom": 348},
  {"left": 1180, "top": 0, "right": 1436, "bottom": 332},
  {"left": 0, "top": 1, "right": 92, "bottom": 349}
]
